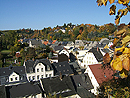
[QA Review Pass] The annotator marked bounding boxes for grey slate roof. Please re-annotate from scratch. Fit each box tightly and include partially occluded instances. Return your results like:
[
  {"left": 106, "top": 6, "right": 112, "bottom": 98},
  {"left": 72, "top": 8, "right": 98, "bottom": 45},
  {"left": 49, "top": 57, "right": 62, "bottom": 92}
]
[
  {"left": 53, "top": 45, "right": 64, "bottom": 52},
  {"left": 24, "top": 59, "right": 53, "bottom": 73},
  {"left": 71, "top": 73, "right": 94, "bottom": 90},
  {"left": 0, "top": 85, "right": 6, "bottom": 98},
  {"left": 99, "top": 38, "right": 109, "bottom": 45},
  {"left": 0, "top": 66, "right": 27, "bottom": 85},
  {"left": 77, "top": 87, "right": 95, "bottom": 98},
  {"left": 52, "top": 61, "right": 74, "bottom": 76},
  {"left": 30, "top": 39, "right": 42, "bottom": 45},
  {"left": 40, "top": 75, "right": 76, "bottom": 97},
  {"left": 88, "top": 47, "right": 103, "bottom": 62},
  {"left": 6, "top": 81, "right": 42, "bottom": 98},
  {"left": 0, "top": 66, "right": 26, "bottom": 76}
]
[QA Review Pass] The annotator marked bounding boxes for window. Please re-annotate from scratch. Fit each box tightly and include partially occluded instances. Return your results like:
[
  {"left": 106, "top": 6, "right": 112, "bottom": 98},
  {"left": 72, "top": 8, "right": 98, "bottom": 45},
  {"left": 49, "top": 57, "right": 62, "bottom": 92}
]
[
  {"left": 15, "top": 77, "right": 17, "bottom": 80},
  {"left": 84, "top": 65, "right": 86, "bottom": 68},
  {"left": 41, "top": 68, "right": 43, "bottom": 72},
  {"left": 37, "top": 75, "right": 39, "bottom": 80},
  {"left": 49, "top": 74, "right": 51, "bottom": 77},
  {"left": 89, "top": 57, "right": 91, "bottom": 60},
  {"left": 10, "top": 78, "right": 13, "bottom": 81},
  {"left": 32, "top": 76, "right": 35, "bottom": 80},
  {"left": 29, "top": 76, "right": 31, "bottom": 81},
  {"left": 46, "top": 74, "right": 48, "bottom": 77},
  {"left": 37, "top": 68, "right": 39, "bottom": 72},
  {"left": 41, "top": 75, "right": 43, "bottom": 78}
]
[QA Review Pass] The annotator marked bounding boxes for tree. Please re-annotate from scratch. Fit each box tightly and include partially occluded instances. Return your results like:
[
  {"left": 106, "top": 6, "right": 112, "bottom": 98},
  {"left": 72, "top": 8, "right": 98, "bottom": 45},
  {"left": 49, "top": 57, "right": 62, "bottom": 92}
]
[
  {"left": 96, "top": 0, "right": 130, "bottom": 97},
  {"left": 96, "top": 0, "right": 130, "bottom": 25}
]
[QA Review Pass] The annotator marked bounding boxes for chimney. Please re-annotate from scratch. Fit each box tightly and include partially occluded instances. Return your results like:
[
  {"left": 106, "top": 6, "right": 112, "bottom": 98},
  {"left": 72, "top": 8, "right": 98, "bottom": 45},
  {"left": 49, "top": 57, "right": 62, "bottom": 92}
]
[
  {"left": 59, "top": 72, "right": 63, "bottom": 81},
  {"left": 97, "top": 47, "right": 99, "bottom": 51}
]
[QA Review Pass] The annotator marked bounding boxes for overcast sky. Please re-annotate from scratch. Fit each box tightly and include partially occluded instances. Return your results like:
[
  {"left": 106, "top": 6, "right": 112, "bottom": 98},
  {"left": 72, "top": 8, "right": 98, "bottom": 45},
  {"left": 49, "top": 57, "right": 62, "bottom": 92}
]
[{"left": 0, "top": 0, "right": 130, "bottom": 30}]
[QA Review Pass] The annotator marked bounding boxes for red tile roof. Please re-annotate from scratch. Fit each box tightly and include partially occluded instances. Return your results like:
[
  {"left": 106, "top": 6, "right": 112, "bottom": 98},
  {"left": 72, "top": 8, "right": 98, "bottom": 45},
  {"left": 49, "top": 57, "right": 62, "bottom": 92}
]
[
  {"left": 88, "top": 64, "right": 114, "bottom": 85},
  {"left": 52, "top": 40, "right": 57, "bottom": 44},
  {"left": 43, "top": 41, "right": 48, "bottom": 45}
]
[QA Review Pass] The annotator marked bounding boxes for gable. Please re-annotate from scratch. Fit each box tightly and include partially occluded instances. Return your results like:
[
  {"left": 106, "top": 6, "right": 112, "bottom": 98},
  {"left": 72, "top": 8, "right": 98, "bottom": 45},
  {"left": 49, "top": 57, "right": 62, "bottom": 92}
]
[{"left": 9, "top": 72, "right": 19, "bottom": 77}]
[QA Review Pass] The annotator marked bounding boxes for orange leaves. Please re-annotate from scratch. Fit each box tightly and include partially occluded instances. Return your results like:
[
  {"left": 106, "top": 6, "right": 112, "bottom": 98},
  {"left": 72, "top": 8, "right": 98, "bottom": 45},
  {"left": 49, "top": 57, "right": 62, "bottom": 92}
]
[
  {"left": 96, "top": 0, "right": 115, "bottom": 6},
  {"left": 96, "top": 0, "right": 130, "bottom": 25},
  {"left": 109, "top": 0, "right": 115, "bottom": 4},
  {"left": 109, "top": 46, "right": 130, "bottom": 78},
  {"left": 103, "top": 53, "right": 111, "bottom": 65},
  {"left": 118, "top": 0, "right": 130, "bottom": 5},
  {"left": 122, "top": 57, "right": 130, "bottom": 71},
  {"left": 109, "top": 5, "right": 116, "bottom": 15}
]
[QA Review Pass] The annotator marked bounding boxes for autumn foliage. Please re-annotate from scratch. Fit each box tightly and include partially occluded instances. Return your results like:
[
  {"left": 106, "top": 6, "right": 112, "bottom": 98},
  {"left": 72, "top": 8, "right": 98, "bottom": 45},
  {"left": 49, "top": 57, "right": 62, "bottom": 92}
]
[{"left": 96, "top": 0, "right": 130, "bottom": 25}]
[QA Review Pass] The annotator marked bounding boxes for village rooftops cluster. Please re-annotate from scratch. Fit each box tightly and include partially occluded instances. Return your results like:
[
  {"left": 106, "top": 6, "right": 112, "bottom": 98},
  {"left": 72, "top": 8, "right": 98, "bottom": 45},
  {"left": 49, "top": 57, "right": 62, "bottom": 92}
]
[{"left": 0, "top": 38, "right": 116, "bottom": 98}]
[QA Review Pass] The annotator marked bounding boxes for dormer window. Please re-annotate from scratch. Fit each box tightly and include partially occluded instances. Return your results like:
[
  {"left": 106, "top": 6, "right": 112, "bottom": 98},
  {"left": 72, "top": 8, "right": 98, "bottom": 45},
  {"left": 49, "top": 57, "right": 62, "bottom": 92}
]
[
  {"left": 37, "top": 68, "right": 39, "bottom": 72},
  {"left": 10, "top": 78, "right": 13, "bottom": 81},
  {"left": 15, "top": 77, "right": 17, "bottom": 80},
  {"left": 41, "top": 68, "right": 43, "bottom": 72}
]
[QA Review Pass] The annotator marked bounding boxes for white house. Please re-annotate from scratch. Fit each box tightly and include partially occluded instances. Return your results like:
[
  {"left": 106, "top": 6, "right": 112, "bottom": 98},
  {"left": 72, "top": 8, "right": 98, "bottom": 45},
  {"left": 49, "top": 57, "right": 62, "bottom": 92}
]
[
  {"left": 23, "top": 59, "right": 54, "bottom": 81},
  {"left": 58, "top": 47, "right": 69, "bottom": 57},
  {"left": 84, "top": 64, "right": 114, "bottom": 95},
  {"left": 81, "top": 47, "right": 103, "bottom": 68},
  {"left": 0, "top": 66, "right": 27, "bottom": 86}
]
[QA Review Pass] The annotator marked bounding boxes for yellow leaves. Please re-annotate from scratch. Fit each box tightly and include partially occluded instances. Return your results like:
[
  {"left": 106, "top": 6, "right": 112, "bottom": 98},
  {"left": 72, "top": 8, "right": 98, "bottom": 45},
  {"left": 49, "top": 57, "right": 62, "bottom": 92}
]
[
  {"left": 119, "top": 69, "right": 128, "bottom": 78},
  {"left": 110, "top": 46, "right": 130, "bottom": 78},
  {"left": 109, "top": 5, "right": 116, "bottom": 15},
  {"left": 115, "top": 15, "right": 121, "bottom": 26},
  {"left": 122, "top": 57, "right": 130, "bottom": 71},
  {"left": 114, "top": 28, "right": 126, "bottom": 36},
  {"left": 97, "top": 0, "right": 116, "bottom": 6},
  {"left": 118, "top": 0, "right": 130, "bottom": 5},
  {"left": 96, "top": 0, "right": 107, "bottom": 6},
  {"left": 121, "top": 35, "right": 130, "bottom": 45},
  {"left": 111, "top": 57, "right": 123, "bottom": 71}
]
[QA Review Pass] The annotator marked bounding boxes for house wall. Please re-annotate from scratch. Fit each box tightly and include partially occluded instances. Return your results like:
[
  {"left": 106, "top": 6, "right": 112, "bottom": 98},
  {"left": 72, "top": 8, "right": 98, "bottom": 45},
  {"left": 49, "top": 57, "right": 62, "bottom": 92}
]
[
  {"left": 64, "top": 94, "right": 81, "bottom": 98},
  {"left": 85, "top": 66, "right": 99, "bottom": 95},
  {"left": 9, "top": 72, "right": 20, "bottom": 82},
  {"left": 81, "top": 52, "right": 98, "bottom": 68},
  {"left": 59, "top": 49, "right": 69, "bottom": 57},
  {"left": 26, "top": 63, "right": 54, "bottom": 81}
]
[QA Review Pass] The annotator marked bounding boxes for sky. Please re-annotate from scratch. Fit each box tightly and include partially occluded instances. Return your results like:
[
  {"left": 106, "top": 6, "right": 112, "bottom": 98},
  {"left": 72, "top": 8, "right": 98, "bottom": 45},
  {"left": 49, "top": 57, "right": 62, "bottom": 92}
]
[{"left": 0, "top": 0, "right": 130, "bottom": 30}]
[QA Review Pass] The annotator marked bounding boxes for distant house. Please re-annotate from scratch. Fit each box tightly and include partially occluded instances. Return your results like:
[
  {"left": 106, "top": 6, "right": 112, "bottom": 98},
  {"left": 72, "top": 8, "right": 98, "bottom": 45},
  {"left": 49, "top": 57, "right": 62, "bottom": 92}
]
[
  {"left": 75, "top": 40, "right": 84, "bottom": 48},
  {"left": 23, "top": 59, "right": 54, "bottom": 81},
  {"left": 99, "top": 38, "right": 113, "bottom": 47},
  {"left": 85, "top": 64, "right": 114, "bottom": 95},
  {"left": 64, "top": 41, "right": 75, "bottom": 50},
  {"left": 52, "top": 45, "right": 64, "bottom": 53},
  {"left": 29, "top": 39, "right": 42, "bottom": 48},
  {"left": 81, "top": 47, "right": 103, "bottom": 68},
  {"left": 52, "top": 61, "right": 74, "bottom": 76},
  {"left": 40, "top": 75, "right": 79, "bottom": 98},
  {"left": 58, "top": 47, "right": 69, "bottom": 57},
  {"left": 0, "top": 66, "right": 27, "bottom": 86},
  {"left": 6, "top": 81, "right": 43, "bottom": 98}
]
